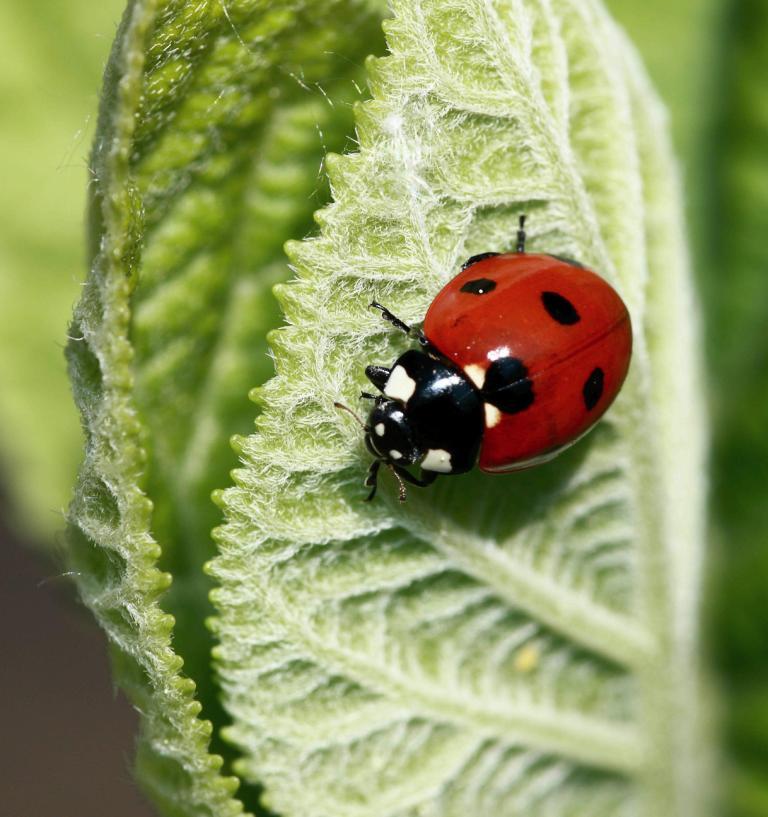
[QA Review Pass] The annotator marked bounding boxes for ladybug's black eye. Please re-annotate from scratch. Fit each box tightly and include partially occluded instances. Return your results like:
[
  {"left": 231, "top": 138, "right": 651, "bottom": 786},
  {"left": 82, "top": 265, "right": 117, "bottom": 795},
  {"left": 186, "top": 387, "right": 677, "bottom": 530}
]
[
  {"left": 541, "top": 290, "right": 580, "bottom": 324},
  {"left": 460, "top": 278, "right": 497, "bottom": 295}
]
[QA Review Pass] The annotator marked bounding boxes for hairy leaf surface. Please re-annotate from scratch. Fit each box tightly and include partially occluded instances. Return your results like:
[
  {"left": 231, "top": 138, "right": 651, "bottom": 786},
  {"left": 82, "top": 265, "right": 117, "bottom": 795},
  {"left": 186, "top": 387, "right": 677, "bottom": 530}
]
[
  {"left": 65, "top": 0, "right": 708, "bottom": 815},
  {"left": 210, "top": 1, "right": 707, "bottom": 816},
  {"left": 66, "top": 1, "right": 385, "bottom": 814}
]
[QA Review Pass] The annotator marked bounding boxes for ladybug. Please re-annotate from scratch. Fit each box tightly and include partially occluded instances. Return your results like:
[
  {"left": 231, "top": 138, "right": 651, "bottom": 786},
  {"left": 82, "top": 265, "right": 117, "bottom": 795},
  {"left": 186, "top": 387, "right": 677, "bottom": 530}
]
[{"left": 337, "top": 216, "right": 632, "bottom": 501}]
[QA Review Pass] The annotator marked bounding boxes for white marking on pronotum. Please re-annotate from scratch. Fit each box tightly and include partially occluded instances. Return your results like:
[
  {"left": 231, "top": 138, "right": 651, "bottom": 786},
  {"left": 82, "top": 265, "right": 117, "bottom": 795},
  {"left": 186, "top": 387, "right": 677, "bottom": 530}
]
[
  {"left": 463, "top": 363, "right": 486, "bottom": 389},
  {"left": 422, "top": 448, "right": 453, "bottom": 473},
  {"left": 375, "top": 423, "right": 385, "bottom": 436},
  {"left": 384, "top": 365, "right": 416, "bottom": 402},
  {"left": 485, "top": 404, "right": 502, "bottom": 428},
  {"left": 389, "top": 450, "right": 403, "bottom": 460}
]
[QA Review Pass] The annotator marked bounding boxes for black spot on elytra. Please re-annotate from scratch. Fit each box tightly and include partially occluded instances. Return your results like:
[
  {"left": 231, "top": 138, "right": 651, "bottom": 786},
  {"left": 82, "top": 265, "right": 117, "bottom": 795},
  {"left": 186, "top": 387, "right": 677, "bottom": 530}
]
[
  {"left": 583, "top": 367, "right": 604, "bottom": 410},
  {"left": 541, "top": 291, "right": 580, "bottom": 325},
  {"left": 482, "top": 356, "right": 535, "bottom": 414},
  {"left": 460, "top": 277, "right": 497, "bottom": 295},
  {"left": 461, "top": 252, "right": 500, "bottom": 270}
]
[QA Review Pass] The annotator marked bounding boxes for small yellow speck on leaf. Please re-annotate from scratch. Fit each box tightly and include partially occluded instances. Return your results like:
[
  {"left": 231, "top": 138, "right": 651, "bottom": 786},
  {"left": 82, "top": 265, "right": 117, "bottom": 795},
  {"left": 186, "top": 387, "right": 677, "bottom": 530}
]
[{"left": 513, "top": 643, "right": 540, "bottom": 673}]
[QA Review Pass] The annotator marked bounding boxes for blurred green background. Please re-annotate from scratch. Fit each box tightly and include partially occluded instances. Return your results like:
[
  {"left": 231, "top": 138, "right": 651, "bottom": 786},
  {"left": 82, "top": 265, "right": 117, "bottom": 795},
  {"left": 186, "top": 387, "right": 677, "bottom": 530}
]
[
  {"left": 0, "top": 3, "right": 123, "bottom": 539},
  {"left": 0, "top": 0, "right": 765, "bottom": 815}
]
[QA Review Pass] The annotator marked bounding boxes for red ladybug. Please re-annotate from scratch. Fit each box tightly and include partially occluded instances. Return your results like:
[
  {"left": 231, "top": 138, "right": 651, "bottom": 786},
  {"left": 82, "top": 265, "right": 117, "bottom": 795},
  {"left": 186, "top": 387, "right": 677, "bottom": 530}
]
[{"left": 338, "top": 216, "right": 632, "bottom": 501}]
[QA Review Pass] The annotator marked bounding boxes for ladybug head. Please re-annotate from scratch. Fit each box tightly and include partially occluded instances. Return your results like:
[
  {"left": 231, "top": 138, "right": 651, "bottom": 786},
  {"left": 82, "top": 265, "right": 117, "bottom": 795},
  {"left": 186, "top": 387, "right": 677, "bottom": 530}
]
[
  {"left": 364, "top": 399, "right": 423, "bottom": 466},
  {"left": 332, "top": 398, "right": 424, "bottom": 468},
  {"left": 334, "top": 397, "right": 437, "bottom": 503}
]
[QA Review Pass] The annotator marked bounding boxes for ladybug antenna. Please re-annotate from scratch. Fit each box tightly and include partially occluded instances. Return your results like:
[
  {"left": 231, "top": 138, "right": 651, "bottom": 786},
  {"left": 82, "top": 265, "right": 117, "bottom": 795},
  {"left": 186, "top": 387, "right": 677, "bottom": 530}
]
[
  {"left": 516, "top": 214, "right": 527, "bottom": 254},
  {"left": 333, "top": 401, "right": 368, "bottom": 430}
]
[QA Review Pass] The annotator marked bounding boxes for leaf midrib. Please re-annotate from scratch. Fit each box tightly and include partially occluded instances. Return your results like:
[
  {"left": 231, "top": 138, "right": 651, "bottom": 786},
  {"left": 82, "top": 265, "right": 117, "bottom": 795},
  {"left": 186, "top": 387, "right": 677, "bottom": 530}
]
[{"left": 404, "top": 512, "right": 655, "bottom": 668}]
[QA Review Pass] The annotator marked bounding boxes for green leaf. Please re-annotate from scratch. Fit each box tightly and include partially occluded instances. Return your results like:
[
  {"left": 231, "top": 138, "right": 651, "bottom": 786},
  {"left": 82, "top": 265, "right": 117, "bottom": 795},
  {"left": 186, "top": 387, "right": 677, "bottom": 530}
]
[
  {"left": 66, "top": 0, "right": 386, "bottom": 814},
  {"left": 209, "top": 1, "right": 708, "bottom": 816}
]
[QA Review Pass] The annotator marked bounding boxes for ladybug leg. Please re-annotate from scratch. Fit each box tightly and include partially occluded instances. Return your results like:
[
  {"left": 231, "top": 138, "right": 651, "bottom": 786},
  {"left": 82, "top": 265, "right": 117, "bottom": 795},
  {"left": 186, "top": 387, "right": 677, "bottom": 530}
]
[
  {"left": 516, "top": 213, "right": 527, "bottom": 253},
  {"left": 390, "top": 463, "right": 439, "bottom": 494},
  {"left": 387, "top": 464, "right": 408, "bottom": 503},
  {"left": 408, "top": 320, "right": 433, "bottom": 350},
  {"left": 361, "top": 391, "right": 387, "bottom": 406},
  {"left": 367, "top": 463, "right": 439, "bottom": 504},
  {"left": 410, "top": 468, "right": 439, "bottom": 488},
  {"left": 370, "top": 301, "right": 434, "bottom": 351},
  {"left": 363, "top": 459, "right": 382, "bottom": 502},
  {"left": 461, "top": 252, "right": 501, "bottom": 270},
  {"left": 365, "top": 365, "right": 391, "bottom": 392},
  {"left": 370, "top": 301, "right": 412, "bottom": 334}
]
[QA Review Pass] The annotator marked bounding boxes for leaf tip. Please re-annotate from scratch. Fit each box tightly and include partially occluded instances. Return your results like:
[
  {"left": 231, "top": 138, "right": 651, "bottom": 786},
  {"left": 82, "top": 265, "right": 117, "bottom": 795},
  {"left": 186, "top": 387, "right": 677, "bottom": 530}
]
[{"left": 283, "top": 238, "right": 302, "bottom": 264}]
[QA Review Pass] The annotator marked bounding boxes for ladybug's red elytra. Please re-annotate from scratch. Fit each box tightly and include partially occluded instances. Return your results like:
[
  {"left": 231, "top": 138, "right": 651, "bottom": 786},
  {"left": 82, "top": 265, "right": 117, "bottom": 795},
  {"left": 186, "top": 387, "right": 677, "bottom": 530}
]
[{"left": 338, "top": 216, "right": 632, "bottom": 501}]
